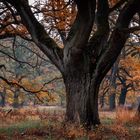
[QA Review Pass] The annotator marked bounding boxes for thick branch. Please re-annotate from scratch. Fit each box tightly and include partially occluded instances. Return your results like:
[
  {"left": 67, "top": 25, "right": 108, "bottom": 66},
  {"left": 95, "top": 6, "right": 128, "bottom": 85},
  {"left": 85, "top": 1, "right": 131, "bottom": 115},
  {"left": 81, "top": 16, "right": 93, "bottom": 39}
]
[
  {"left": 3, "top": 0, "right": 64, "bottom": 73},
  {"left": 87, "top": 0, "right": 109, "bottom": 63},
  {"left": 65, "top": 0, "right": 96, "bottom": 51},
  {"left": 95, "top": 0, "right": 140, "bottom": 81}
]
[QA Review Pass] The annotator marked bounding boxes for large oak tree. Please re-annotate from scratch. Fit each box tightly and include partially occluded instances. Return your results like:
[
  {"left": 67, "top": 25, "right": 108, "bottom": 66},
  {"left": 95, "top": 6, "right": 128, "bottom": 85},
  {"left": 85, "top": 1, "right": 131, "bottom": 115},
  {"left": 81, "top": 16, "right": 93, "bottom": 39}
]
[{"left": 0, "top": 0, "right": 140, "bottom": 128}]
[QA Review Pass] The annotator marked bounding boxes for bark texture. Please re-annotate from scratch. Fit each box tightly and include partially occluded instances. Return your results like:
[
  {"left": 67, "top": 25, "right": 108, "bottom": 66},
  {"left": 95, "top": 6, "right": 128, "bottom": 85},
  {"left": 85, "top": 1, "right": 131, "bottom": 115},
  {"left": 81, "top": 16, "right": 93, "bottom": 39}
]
[{"left": 64, "top": 69, "right": 100, "bottom": 126}]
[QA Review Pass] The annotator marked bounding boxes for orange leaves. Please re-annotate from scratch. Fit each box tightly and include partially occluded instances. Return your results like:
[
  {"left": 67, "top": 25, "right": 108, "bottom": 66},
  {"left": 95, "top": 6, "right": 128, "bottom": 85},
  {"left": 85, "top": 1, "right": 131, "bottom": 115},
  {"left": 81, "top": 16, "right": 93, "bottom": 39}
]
[
  {"left": 41, "top": 0, "right": 76, "bottom": 31},
  {"left": 109, "top": 0, "right": 120, "bottom": 7},
  {"left": 0, "top": 9, "right": 28, "bottom": 38},
  {"left": 65, "top": 125, "right": 85, "bottom": 139},
  {"left": 120, "top": 56, "right": 140, "bottom": 74},
  {"left": 119, "top": 55, "right": 140, "bottom": 92},
  {"left": 0, "top": 24, "right": 28, "bottom": 37},
  {"left": 116, "top": 107, "right": 134, "bottom": 124}
]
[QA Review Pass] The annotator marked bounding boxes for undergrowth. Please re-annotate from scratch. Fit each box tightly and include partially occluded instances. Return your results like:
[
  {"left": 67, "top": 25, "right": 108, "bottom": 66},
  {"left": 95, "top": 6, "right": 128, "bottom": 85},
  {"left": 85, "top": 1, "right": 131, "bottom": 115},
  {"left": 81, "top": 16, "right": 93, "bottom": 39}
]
[{"left": 0, "top": 107, "right": 139, "bottom": 140}]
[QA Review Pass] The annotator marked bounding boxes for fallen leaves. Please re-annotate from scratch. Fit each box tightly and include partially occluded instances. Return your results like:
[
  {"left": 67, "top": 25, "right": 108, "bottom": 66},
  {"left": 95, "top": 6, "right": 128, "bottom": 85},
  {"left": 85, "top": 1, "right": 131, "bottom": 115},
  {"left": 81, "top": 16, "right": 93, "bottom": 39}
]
[{"left": 0, "top": 107, "right": 139, "bottom": 140}]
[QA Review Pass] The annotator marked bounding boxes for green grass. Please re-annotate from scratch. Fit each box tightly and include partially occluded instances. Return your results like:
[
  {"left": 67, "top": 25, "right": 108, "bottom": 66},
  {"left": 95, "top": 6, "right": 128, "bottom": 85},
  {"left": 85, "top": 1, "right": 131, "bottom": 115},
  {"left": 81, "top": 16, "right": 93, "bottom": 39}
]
[
  {"left": 101, "top": 117, "right": 114, "bottom": 125},
  {"left": 75, "top": 136, "right": 89, "bottom": 140},
  {"left": 0, "top": 120, "right": 44, "bottom": 136}
]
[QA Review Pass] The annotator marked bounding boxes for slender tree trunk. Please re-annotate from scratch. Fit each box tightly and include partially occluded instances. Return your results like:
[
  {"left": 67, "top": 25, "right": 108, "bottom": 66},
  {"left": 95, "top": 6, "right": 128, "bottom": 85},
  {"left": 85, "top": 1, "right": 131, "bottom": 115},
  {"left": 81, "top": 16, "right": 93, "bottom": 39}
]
[
  {"left": 0, "top": 93, "right": 5, "bottom": 107},
  {"left": 137, "top": 103, "right": 140, "bottom": 115},
  {"left": 109, "top": 58, "right": 120, "bottom": 110},
  {"left": 109, "top": 93, "right": 116, "bottom": 110},
  {"left": 100, "top": 95, "right": 105, "bottom": 108},
  {"left": 109, "top": 61, "right": 118, "bottom": 110},
  {"left": 136, "top": 102, "right": 140, "bottom": 119},
  {"left": 0, "top": 88, "right": 6, "bottom": 107},
  {"left": 119, "top": 87, "right": 127, "bottom": 105},
  {"left": 13, "top": 89, "right": 20, "bottom": 108}
]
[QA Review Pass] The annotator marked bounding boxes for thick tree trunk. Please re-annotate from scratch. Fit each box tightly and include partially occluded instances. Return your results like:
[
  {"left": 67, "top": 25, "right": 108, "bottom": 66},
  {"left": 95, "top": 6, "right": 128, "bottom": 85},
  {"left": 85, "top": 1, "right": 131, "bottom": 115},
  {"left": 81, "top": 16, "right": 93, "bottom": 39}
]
[{"left": 64, "top": 71, "right": 100, "bottom": 128}]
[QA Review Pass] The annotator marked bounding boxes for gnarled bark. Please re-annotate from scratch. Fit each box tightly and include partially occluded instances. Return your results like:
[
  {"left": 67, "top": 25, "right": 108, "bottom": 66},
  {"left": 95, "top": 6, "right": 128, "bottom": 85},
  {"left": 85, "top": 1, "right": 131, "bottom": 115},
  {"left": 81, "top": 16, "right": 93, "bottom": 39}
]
[{"left": 64, "top": 69, "right": 100, "bottom": 127}]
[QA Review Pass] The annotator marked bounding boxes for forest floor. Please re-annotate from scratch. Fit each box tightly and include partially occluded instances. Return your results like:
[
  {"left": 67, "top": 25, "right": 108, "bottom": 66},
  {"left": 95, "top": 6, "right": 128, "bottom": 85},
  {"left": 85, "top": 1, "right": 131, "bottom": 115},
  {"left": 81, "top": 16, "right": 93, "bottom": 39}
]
[{"left": 0, "top": 106, "right": 139, "bottom": 140}]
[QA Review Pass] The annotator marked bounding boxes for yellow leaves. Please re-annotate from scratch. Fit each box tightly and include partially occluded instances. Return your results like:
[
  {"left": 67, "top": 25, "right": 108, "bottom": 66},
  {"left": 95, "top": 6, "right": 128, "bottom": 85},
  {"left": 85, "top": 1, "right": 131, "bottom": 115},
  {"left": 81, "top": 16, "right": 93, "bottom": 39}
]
[
  {"left": 0, "top": 79, "right": 10, "bottom": 89},
  {"left": 19, "top": 76, "right": 57, "bottom": 103},
  {"left": 21, "top": 78, "right": 42, "bottom": 91},
  {"left": 20, "top": 78, "right": 33, "bottom": 90},
  {"left": 0, "top": 75, "right": 56, "bottom": 104},
  {"left": 18, "top": 92, "right": 25, "bottom": 102},
  {"left": 34, "top": 76, "right": 43, "bottom": 82},
  {"left": 6, "top": 89, "right": 14, "bottom": 104},
  {"left": 36, "top": 91, "right": 49, "bottom": 99},
  {"left": 36, "top": 91, "right": 57, "bottom": 103},
  {"left": 6, "top": 89, "right": 13, "bottom": 95}
]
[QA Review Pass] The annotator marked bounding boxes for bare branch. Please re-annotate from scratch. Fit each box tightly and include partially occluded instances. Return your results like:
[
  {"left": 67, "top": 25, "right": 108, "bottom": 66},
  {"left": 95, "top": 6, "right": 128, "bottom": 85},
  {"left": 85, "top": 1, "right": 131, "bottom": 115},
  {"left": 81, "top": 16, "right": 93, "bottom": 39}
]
[
  {"left": 3, "top": 0, "right": 64, "bottom": 73},
  {"left": 0, "top": 75, "right": 62, "bottom": 94},
  {"left": 0, "top": 47, "right": 38, "bottom": 68}
]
